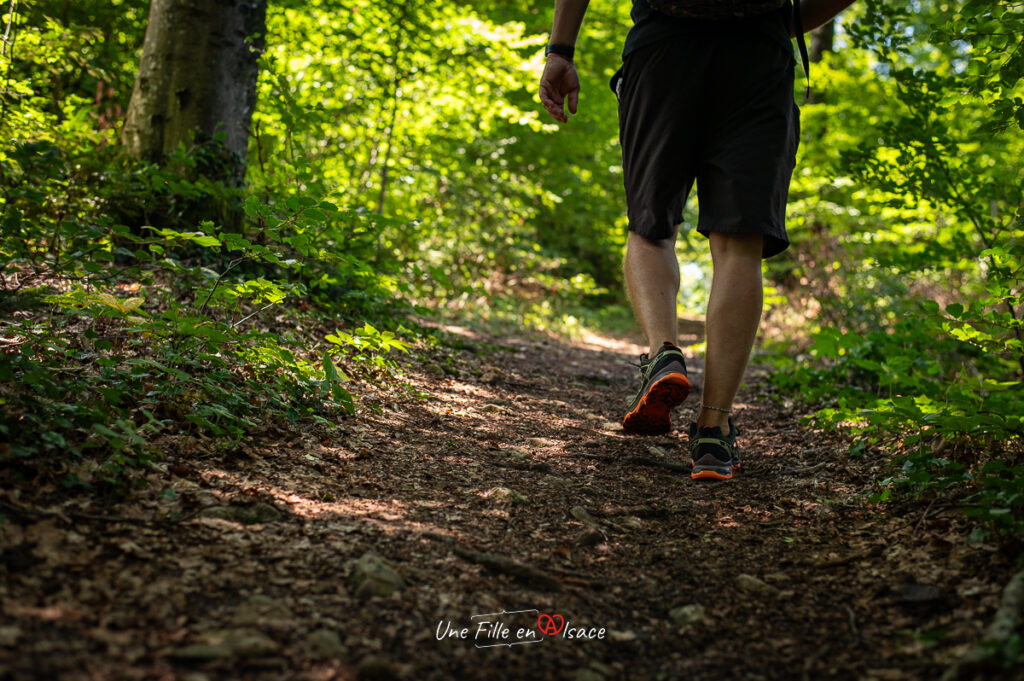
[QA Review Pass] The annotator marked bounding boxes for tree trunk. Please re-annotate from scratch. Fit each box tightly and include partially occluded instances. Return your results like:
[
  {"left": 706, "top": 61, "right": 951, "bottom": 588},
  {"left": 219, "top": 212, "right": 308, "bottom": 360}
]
[
  {"left": 809, "top": 19, "right": 835, "bottom": 63},
  {"left": 121, "top": 0, "right": 266, "bottom": 189}
]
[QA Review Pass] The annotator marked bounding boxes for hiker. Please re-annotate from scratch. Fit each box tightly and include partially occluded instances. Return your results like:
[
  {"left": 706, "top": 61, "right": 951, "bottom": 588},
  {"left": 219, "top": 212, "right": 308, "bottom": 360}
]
[{"left": 539, "top": 0, "right": 855, "bottom": 479}]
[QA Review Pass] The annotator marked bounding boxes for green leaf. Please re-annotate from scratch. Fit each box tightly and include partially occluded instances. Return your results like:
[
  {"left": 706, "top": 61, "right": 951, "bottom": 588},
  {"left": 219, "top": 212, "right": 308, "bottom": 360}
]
[{"left": 189, "top": 234, "right": 221, "bottom": 248}]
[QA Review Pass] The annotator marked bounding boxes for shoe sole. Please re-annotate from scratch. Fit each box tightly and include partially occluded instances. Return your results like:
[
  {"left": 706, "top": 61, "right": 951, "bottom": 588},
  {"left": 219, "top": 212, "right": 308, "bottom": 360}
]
[
  {"left": 621, "top": 373, "right": 690, "bottom": 435},
  {"left": 690, "top": 461, "right": 740, "bottom": 481}
]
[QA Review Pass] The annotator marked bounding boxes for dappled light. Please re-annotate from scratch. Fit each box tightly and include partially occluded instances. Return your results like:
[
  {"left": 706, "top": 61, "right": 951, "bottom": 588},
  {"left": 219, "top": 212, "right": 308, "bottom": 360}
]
[{"left": 2, "top": 0, "right": 1024, "bottom": 679}]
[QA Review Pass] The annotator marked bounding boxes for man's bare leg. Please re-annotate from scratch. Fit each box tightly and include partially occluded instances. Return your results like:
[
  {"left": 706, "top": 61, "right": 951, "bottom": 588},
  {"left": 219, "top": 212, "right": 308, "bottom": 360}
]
[
  {"left": 624, "top": 228, "right": 680, "bottom": 355},
  {"left": 699, "top": 232, "right": 764, "bottom": 430}
]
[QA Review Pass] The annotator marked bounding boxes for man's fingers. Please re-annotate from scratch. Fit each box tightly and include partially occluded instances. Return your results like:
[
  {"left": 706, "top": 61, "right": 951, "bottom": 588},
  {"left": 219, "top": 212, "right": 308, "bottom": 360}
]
[
  {"left": 539, "top": 63, "right": 579, "bottom": 123},
  {"left": 539, "top": 82, "right": 567, "bottom": 122},
  {"left": 539, "top": 86, "right": 558, "bottom": 110}
]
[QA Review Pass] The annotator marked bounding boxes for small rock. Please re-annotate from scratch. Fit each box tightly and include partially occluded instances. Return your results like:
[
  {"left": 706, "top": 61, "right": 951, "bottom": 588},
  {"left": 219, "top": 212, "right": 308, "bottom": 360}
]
[
  {"left": 246, "top": 502, "right": 284, "bottom": 524},
  {"left": 764, "top": 572, "right": 791, "bottom": 583},
  {"left": 487, "top": 486, "right": 529, "bottom": 505},
  {"left": 232, "top": 594, "right": 292, "bottom": 625},
  {"left": 668, "top": 604, "right": 706, "bottom": 628},
  {"left": 498, "top": 447, "right": 530, "bottom": 461},
  {"left": 647, "top": 445, "right": 669, "bottom": 458},
  {"left": 196, "top": 506, "right": 237, "bottom": 521},
  {"left": 895, "top": 583, "right": 943, "bottom": 604},
  {"left": 194, "top": 491, "right": 220, "bottom": 508},
  {"left": 196, "top": 503, "right": 283, "bottom": 524},
  {"left": 577, "top": 372, "right": 612, "bottom": 386},
  {"left": 621, "top": 516, "right": 644, "bottom": 530},
  {"left": 574, "top": 670, "right": 605, "bottom": 681},
  {"left": 570, "top": 506, "right": 601, "bottom": 527},
  {"left": 246, "top": 656, "right": 288, "bottom": 670},
  {"left": 736, "top": 574, "right": 779, "bottom": 596},
  {"left": 225, "top": 630, "right": 278, "bottom": 658},
  {"left": 181, "top": 673, "right": 211, "bottom": 681},
  {"left": 608, "top": 629, "right": 637, "bottom": 642},
  {"left": 357, "top": 655, "right": 399, "bottom": 681},
  {"left": 173, "top": 643, "right": 233, "bottom": 661},
  {"left": 0, "top": 626, "right": 21, "bottom": 647},
  {"left": 306, "top": 629, "right": 347, "bottom": 658},
  {"left": 351, "top": 551, "right": 405, "bottom": 599},
  {"left": 576, "top": 529, "right": 605, "bottom": 547}
]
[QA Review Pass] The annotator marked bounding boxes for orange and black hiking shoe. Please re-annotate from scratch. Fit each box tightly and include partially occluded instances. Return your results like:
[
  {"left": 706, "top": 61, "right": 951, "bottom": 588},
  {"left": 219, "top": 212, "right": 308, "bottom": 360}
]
[
  {"left": 688, "top": 418, "right": 740, "bottom": 480},
  {"left": 621, "top": 342, "right": 690, "bottom": 435}
]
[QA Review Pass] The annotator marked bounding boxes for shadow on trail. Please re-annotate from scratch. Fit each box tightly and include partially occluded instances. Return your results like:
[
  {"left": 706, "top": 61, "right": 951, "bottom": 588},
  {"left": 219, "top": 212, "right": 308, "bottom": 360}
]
[{"left": 1, "top": 326, "right": 1015, "bottom": 681}]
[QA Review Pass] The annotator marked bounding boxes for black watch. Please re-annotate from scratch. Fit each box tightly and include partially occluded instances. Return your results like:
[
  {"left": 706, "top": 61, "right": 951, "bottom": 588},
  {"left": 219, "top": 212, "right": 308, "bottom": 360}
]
[{"left": 544, "top": 43, "right": 575, "bottom": 60}]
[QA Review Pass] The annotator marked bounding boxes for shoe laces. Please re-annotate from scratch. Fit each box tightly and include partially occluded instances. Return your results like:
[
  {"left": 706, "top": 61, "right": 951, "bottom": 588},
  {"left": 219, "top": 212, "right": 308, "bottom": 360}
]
[{"left": 632, "top": 353, "right": 651, "bottom": 371}]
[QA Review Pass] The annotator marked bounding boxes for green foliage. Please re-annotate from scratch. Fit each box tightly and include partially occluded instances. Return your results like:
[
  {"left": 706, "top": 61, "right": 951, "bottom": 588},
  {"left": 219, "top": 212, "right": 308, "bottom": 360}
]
[
  {"left": 0, "top": 190, "right": 419, "bottom": 486},
  {"left": 0, "top": 1, "right": 418, "bottom": 484},
  {"left": 252, "top": 0, "right": 629, "bottom": 307},
  {"left": 768, "top": 0, "right": 1024, "bottom": 539}
]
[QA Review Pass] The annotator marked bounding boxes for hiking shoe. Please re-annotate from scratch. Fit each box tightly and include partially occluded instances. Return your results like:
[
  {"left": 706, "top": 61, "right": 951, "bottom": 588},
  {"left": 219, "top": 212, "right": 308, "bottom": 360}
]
[
  {"left": 688, "top": 418, "right": 741, "bottom": 480},
  {"left": 621, "top": 342, "right": 691, "bottom": 435}
]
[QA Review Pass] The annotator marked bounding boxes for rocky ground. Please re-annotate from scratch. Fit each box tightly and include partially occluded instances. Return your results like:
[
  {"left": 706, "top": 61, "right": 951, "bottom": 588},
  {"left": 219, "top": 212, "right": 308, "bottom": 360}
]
[{"left": 1, "top": 326, "right": 1020, "bottom": 680}]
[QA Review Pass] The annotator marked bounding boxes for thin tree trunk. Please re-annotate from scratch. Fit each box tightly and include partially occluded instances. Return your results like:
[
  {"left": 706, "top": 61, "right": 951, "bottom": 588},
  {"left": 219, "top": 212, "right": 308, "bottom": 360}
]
[
  {"left": 806, "top": 19, "right": 835, "bottom": 105},
  {"left": 376, "top": 81, "right": 401, "bottom": 215},
  {"left": 121, "top": 0, "right": 266, "bottom": 189},
  {"left": 809, "top": 18, "right": 835, "bottom": 63}
]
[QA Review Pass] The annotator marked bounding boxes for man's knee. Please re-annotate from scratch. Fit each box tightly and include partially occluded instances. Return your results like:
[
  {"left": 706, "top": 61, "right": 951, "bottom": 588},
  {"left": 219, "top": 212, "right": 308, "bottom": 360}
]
[
  {"left": 708, "top": 231, "right": 763, "bottom": 260},
  {"left": 628, "top": 224, "right": 680, "bottom": 248}
]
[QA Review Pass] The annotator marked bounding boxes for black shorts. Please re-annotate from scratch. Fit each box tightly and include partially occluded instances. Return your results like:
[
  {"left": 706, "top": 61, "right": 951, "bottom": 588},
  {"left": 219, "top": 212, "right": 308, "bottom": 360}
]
[{"left": 614, "top": 34, "right": 799, "bottom": 258}]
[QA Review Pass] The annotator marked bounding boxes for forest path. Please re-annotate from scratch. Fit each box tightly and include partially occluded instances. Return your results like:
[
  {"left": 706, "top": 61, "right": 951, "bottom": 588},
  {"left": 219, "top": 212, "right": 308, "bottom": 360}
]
[{"left": 0, "top": 326, "right": 1015, "bottom": 681}]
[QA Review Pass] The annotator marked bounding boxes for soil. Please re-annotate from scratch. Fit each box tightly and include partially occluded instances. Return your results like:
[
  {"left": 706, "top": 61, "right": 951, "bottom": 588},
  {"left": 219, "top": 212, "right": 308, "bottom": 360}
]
[{"left": 0, "top": 326, "right": 1019, "bottom": 681}]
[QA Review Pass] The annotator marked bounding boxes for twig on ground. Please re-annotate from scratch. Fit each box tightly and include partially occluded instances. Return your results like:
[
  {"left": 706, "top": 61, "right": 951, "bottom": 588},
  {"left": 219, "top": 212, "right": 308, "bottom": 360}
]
[
  {"left": 844, "top": 605, "right": 859, "bottom": 638},
  {"left": 451, "top": 545, "right": 563, "bottom": 592},
  {"left": 912, "top": 496, "right": 940, "bottom": 537},
  {"left": 812, "top": 545, "right": 884, "bottom": 569},
  {"left": 786, "top": 461, "right": 828, "bottom": 474},
  {"left": 0, "top": 498, "right": 184, "bottom": 526},
  {"left": 621, "top": 456, "right": 689, "bottom": 473},
  {"left": 422, "top": 531, "right": 562, "bottom": 591}
]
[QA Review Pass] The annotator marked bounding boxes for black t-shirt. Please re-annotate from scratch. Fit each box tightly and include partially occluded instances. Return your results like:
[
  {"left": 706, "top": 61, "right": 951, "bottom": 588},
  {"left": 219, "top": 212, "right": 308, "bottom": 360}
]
[{"left": 622, "top": 0, "right": 795, "bottom": 60}]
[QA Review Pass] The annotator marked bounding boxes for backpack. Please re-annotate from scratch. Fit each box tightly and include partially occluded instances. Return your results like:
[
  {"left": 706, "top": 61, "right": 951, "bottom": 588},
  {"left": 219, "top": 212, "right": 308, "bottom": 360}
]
[{"left": 646, "top": 0, "right": 788, "bottom": 20}]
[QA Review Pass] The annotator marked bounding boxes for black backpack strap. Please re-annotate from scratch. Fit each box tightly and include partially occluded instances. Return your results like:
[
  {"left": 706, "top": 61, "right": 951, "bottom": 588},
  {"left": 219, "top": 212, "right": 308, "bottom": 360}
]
[{"left": 793, "top": 0, "right": 810, "bottom": 99}]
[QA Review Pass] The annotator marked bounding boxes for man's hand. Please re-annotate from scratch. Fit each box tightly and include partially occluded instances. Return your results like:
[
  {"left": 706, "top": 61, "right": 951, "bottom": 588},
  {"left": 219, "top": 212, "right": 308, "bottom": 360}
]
[{"left": 539, "top": 55, "right": 580, "bottom": 123}]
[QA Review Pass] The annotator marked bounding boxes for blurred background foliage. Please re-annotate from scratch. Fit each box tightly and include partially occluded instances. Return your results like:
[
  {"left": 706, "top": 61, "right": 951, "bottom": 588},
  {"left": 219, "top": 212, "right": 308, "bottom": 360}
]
[{"left": 1, "top": 0, "right": 1022, "bottom": 538}]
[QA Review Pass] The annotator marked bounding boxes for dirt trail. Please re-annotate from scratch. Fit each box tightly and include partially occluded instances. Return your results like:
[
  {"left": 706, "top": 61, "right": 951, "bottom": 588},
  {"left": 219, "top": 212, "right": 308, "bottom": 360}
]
[{"left": 0, "top": 327, "right": 1017, "bottom": 681}]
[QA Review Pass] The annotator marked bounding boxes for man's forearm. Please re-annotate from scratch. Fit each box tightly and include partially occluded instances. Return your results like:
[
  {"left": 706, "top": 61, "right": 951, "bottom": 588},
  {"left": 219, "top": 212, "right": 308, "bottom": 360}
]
[
  {"left": 794, "top": 0, "right": 856, "bottom": 36},
  {"left": 550, "top": 0, "right": 590, "bottom": 46}
]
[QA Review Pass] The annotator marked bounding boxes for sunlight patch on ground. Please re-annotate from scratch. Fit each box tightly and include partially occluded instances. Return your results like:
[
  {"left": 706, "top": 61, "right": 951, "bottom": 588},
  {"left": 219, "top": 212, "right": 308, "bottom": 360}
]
[
  {"left": 577, "top": 330, "right": 643, "bottom": 356},
  {"left": 191, "top": 466, "right": 462, "bottom": 538},
  {"left": 291, "top": 497, "right": 407, "bottom": 521},
  {"left": 5, "top": 604, "right": 82, "bottom": 622}
]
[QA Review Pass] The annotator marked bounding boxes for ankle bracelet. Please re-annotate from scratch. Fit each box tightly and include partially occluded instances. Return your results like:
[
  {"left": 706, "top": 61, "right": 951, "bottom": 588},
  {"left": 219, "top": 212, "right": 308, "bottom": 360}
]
[{"left": 700, "top": 403, "right": 732, "bottom": 414}]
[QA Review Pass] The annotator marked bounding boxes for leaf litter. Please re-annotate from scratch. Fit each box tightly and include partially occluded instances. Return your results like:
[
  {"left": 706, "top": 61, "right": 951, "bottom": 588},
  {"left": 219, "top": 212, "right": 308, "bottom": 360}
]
[{"left": 0, "top": 327, "right": 1019, "bottom": 680}]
